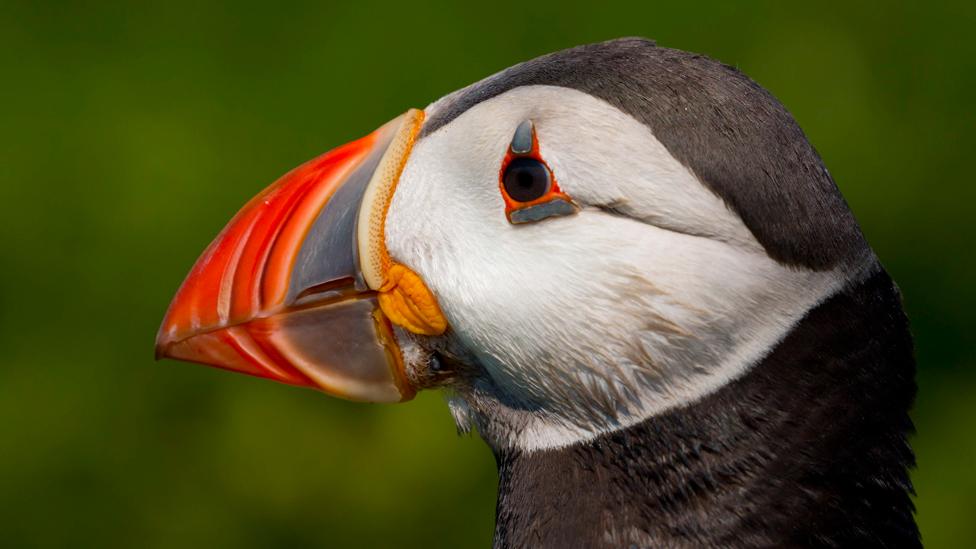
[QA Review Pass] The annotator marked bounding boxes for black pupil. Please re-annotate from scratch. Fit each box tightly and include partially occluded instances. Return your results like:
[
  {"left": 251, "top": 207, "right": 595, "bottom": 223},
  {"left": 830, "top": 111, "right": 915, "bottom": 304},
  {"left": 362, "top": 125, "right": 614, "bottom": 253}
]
[{"left": 503, "top": 157, "right": 551, "bottom": 202}]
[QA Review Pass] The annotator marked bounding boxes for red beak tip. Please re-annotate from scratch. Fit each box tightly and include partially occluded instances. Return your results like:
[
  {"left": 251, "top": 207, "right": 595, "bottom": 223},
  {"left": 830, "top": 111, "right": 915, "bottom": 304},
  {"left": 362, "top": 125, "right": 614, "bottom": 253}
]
[{"left": 154, "top": 326, "right": 170, "bottom": 361}]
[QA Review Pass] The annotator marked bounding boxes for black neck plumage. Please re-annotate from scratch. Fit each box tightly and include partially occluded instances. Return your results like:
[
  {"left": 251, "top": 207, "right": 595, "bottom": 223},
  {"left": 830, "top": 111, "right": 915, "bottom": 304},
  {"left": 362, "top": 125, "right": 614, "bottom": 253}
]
[{"left": 491, "top": 268, "right": 919, "bottom": 548}]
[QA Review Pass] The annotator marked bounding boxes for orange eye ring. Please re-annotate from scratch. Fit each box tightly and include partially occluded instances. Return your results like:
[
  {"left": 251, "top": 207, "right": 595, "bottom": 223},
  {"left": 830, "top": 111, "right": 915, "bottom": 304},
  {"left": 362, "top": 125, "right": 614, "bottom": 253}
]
[{"left": 498, "top": 120, "right": 579, "bottom": 224}]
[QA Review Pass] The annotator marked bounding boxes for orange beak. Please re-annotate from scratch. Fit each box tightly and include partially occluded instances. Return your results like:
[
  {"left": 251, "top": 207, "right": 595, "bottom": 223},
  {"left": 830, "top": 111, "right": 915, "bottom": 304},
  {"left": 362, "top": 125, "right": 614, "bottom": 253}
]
[{"left": 155, "top": 111, "right": 429, "bottom": 403}]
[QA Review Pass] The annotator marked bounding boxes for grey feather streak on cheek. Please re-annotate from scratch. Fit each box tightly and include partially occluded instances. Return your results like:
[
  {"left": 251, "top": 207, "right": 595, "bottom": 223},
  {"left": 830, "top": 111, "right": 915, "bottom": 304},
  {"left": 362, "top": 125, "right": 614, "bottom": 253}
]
[{"left": 489, "top": 267, "right": 692, "bottom": 431}]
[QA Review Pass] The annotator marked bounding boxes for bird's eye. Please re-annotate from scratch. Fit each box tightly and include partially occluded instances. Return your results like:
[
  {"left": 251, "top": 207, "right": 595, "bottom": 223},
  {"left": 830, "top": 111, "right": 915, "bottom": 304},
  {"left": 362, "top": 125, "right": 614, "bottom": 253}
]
[
  {"left": 503, "top": 157, "right": 551, "bottom": 203},
  {"left": 499, "top": 120, "right": 580, "bottom": 225}
]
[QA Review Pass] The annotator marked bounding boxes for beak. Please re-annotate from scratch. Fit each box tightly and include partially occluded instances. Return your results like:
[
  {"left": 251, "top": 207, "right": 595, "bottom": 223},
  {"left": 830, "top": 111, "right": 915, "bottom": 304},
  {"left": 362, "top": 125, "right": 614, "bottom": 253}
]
[{"left": 156, "top": 109, "right": 436, "bottom": 403}]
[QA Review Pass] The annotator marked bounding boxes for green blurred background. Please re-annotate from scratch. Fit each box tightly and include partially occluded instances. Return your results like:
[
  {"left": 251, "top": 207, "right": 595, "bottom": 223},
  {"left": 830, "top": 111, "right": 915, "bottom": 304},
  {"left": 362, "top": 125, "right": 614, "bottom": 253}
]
[{"left": 1, "top": 1, "right": 972, "bottom": 547}]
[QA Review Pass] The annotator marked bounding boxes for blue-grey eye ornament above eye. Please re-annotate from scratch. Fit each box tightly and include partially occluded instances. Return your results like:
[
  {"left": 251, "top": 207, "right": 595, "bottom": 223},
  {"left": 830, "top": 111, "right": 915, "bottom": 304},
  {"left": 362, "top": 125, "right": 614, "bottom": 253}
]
[{"left": 499, "top": 120, "right": 580, "bottom": 225}]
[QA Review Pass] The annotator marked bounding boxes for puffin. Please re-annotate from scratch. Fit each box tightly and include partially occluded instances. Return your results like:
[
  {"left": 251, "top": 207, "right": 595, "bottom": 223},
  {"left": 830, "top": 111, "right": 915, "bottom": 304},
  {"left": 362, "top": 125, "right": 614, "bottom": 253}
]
[{"left": 156, "top": 38, "right": 919, "bottom": 548}]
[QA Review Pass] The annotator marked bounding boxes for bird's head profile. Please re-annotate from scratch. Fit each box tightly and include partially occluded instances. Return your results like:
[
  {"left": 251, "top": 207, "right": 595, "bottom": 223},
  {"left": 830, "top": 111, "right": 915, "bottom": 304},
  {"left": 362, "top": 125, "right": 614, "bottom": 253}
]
[{"left": 156, "top": 38, "right": 917, "bottom": 547}]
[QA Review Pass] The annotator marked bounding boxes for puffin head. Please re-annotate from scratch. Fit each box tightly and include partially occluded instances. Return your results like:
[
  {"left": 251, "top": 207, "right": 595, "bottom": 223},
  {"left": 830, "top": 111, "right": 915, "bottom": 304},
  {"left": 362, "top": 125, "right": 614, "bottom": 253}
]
[{"left": 156, "top": 38, "right": 874, "bottom": 452}]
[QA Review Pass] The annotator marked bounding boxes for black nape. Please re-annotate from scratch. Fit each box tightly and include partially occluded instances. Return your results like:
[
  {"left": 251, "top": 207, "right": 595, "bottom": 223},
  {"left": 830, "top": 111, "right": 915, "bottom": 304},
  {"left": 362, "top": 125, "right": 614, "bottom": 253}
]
[{"left": 492, "top": 268, "right": 919, "bottom": 548}]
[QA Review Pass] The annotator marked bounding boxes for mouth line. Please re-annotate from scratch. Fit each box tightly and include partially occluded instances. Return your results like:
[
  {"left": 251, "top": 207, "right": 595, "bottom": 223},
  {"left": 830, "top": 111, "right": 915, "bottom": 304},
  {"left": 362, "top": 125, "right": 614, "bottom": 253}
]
[
  {"left": 156, "top": 283, "right": 379, "bottom": 356},
  {"left": 292, "top": 276, "right": 367, "bottom": 304}
]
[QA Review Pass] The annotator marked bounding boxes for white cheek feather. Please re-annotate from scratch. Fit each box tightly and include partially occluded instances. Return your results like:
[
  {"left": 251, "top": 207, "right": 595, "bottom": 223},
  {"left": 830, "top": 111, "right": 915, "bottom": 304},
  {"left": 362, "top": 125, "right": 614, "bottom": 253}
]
[{"left": 387, "top": 86, "right": 872, "bottom": 452}]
